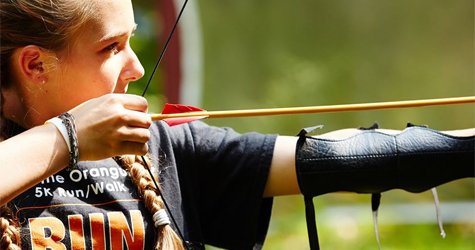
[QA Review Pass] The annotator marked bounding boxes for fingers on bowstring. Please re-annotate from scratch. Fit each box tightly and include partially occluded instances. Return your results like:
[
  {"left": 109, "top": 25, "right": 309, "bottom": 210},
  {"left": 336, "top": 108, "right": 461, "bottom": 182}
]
[{"left": 121, "top": 94, "right": 149, "bottom": 112}]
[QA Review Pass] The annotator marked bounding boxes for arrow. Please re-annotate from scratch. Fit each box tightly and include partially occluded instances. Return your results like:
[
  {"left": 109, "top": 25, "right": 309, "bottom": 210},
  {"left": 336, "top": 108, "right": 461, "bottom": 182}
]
[{"left": 153, "top": 96, "right": 475, "bottom": 125}]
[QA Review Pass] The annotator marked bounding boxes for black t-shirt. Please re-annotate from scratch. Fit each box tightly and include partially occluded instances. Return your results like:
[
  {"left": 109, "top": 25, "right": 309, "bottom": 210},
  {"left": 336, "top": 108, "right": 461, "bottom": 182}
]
[{"left": 12, "top": 121, "right": 277, "bottom": 249}]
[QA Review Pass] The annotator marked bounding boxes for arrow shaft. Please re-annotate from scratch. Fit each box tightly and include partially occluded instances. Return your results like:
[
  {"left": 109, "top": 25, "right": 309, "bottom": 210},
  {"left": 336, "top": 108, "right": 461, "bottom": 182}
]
[{"left": 151, "top": 96, "right": 475, "bottom": 120}]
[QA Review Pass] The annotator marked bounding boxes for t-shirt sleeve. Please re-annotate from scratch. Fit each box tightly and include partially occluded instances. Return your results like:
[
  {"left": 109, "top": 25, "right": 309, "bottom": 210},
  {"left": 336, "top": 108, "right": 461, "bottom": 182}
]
[{"left": 168, "top": 121, "right": 277, "bottom": 249}]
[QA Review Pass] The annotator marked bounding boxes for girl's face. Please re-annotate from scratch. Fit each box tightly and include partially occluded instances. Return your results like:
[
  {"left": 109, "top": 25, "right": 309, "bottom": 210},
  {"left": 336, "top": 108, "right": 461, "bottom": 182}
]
[
  {"left": 60, "top": 0, "right": 144, "bottom": 91},
  {"left": 24, "top": 0, "right": 144, "bottom": 125}
]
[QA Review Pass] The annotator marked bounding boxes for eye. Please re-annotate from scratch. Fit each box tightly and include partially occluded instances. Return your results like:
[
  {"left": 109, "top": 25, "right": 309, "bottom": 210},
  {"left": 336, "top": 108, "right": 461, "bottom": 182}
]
[{"left": 103, "top": 42, "right": 120, "bottom": 54}]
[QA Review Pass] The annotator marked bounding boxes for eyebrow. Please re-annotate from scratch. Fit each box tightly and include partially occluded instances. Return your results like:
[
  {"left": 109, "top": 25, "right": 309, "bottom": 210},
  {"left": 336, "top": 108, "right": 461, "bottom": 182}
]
[{"left": 98, "top": 23, "right": 138, "bottom": 43}]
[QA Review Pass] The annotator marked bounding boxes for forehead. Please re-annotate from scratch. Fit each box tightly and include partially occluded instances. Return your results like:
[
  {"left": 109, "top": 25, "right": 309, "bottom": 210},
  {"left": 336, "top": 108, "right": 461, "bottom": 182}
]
[{"left": 80, "top": 0, "right": 136, "bottom": 44}]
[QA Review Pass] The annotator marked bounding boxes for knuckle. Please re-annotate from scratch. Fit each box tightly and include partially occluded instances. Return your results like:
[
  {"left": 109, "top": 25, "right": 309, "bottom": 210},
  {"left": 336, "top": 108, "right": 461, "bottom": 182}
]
[
  {"left": 115, "top": 111, "right": 130, "bottom": 124},
  {"left": 104, "top": 93, "right": 120, "bottom": 104},
  {"left": 115, "top": 127, "right": 129, "bottom": 138}
]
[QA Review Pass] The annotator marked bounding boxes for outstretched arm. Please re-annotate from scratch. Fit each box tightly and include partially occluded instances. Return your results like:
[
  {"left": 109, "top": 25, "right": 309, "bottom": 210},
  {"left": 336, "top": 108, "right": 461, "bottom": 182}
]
[{"left": 264, "top": 127, "right": 475, "bottom": 197}]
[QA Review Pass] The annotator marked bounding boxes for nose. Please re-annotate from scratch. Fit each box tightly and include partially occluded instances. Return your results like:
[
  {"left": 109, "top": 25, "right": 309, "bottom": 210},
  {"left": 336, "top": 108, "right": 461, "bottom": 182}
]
[{"left": 121, "top": 45, "right": 145, "bottom": 82}]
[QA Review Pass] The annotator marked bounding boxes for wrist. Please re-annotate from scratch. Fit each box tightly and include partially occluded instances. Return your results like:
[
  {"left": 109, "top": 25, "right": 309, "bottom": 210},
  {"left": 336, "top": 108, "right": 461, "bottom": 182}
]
[
  {"left": 45, "top": 113, "right": 79, "bottom": 170},
  {"left": 45, "top": 117, "right": 71, "bottom": 151}
]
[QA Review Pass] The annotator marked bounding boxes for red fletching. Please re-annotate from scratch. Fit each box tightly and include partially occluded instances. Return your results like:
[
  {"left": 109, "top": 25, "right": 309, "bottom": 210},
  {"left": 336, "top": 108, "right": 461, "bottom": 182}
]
[
  {"left": 160, "top": 103, "right": 208, "bottom": 126},
  {"left": 162, "top": 103, "right": 204, "bottom": 113}
]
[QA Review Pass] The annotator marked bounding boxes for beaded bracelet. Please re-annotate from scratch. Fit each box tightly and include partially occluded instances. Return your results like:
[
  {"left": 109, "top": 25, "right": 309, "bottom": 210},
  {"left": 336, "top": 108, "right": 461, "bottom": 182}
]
[
  {"left": 46, "top": 112, "right": 79, "bottom": 170},
  {"left": 58, "top": 113, "right": 79, "bottom": 170}
]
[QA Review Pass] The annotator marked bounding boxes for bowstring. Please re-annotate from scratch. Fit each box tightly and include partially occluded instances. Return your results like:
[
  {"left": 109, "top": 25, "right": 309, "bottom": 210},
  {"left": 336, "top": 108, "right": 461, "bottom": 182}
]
[
  {"left": 142, "top": 0, "right": 189, "bottom": 96},
  {"left": 140, "top": 0, "right": 189, "bottom": 247}
]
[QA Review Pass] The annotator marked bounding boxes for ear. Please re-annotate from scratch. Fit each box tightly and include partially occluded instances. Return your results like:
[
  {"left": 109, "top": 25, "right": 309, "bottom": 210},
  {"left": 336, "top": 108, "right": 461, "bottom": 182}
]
[{"left": 16, "top": 45, "right": 53, "bottom": 84}]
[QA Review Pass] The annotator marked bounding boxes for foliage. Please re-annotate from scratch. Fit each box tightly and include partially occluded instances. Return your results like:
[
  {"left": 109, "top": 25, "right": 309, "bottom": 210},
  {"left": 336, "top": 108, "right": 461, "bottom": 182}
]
[{"left": 132, "top": 0, "right": 474, "bottom": 249}]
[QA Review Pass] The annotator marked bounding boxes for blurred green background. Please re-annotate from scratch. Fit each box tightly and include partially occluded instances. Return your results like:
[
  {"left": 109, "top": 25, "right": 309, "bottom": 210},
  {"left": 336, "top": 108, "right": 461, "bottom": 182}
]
[{"left": 130, "top": 0, "right": 474, "bottom": 249}]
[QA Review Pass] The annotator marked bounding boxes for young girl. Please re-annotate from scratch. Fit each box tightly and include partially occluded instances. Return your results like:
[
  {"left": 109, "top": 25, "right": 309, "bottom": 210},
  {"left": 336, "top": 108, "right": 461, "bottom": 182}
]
[{"left": 1, "top": 0, "right": 473, "bottom": 249}]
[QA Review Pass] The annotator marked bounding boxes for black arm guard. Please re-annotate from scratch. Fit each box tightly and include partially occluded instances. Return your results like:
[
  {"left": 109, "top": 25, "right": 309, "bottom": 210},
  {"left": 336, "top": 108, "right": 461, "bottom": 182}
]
[{"left": 296, "top": 126, "right": 475, "bottom": 197}]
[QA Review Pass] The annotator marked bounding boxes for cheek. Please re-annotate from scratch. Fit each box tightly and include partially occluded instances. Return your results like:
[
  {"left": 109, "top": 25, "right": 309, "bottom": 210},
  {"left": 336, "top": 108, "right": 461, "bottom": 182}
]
[
  {"left": 59, "top": 52, "right": 122, "bottom": 96},
  {"left": 68, "top": 63, "right": 119, "bottom": 94},
  {"left": 96, "top": 69, "right": 120, "bottom": 93},
  {"left": 51, "top": 67, "right": 116, "bottom": 110},
  {"left": 92, "top": 70, "right": 118, "bottom": 91},
  {"left": 96, "top": 60, "right": 123, "bottom": 90}
]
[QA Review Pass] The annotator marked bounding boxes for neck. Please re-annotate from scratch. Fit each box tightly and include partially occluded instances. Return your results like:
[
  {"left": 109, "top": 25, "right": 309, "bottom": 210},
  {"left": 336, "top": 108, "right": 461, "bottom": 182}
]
[
  {"left": 0, "top": 118, "right": 25, "bottom": 140},
  {"left": 1, "top": 83, "right": 40, "bottom": 129}
]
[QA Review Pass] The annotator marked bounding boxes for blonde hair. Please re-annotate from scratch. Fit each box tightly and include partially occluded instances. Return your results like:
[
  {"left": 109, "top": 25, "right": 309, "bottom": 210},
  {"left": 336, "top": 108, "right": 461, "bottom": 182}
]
[
  {"left": 0, "top": 1, "right": 183, "bottom": 249},
  {"left": 115, "top": 156, "right": 184, "bottom": 250}
]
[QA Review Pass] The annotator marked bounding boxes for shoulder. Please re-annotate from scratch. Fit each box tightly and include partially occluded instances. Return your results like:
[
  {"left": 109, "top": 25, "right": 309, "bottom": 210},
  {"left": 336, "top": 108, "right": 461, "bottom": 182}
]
[
  {"left": 149, "top": 120, "right": 244, "bottom": 143},
  {"left": 148, "top": 120, "right": 277, "bottom": 155}
]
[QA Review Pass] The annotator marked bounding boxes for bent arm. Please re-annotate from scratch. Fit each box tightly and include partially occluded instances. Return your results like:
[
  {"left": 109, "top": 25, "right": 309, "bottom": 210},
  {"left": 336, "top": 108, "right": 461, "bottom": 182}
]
[
  {"left": 0, "top": 124, "right": 69, "bottom": 205},
  {"left": 263, "top": 128, "right": 475, "bottom": 197},
  {"left": 0, "top": 94, "right": 152, "bottom": 205}
]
